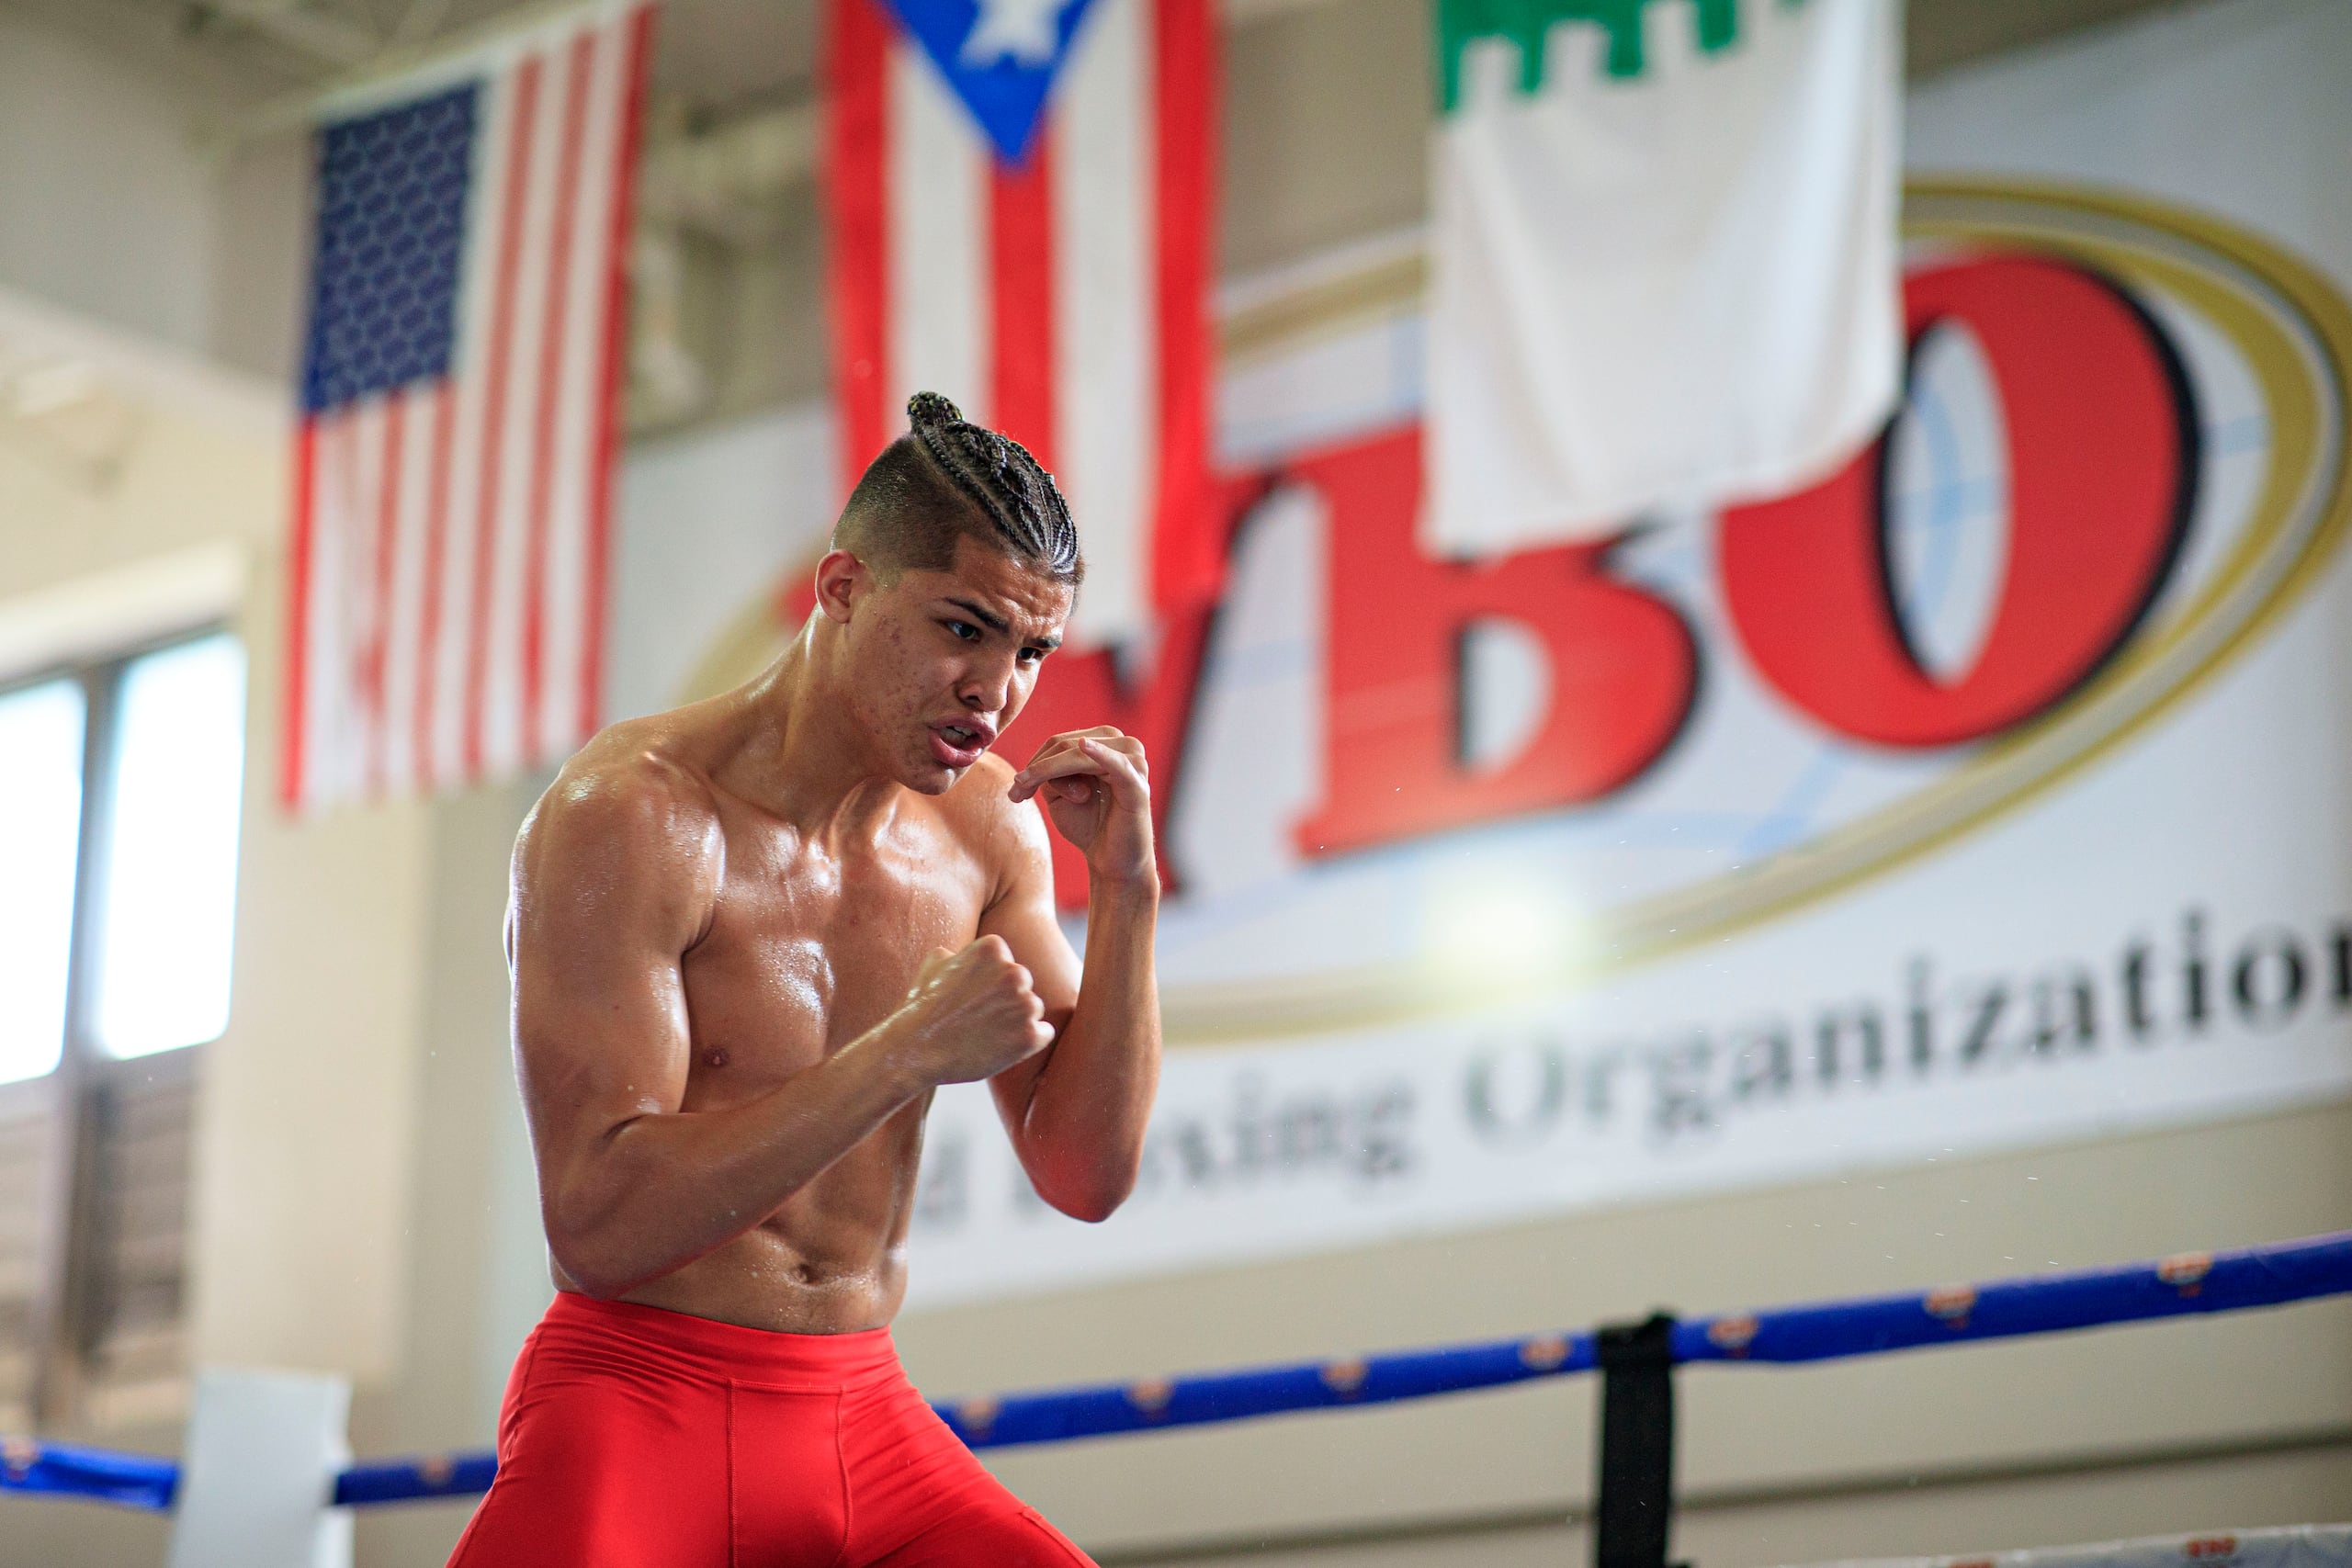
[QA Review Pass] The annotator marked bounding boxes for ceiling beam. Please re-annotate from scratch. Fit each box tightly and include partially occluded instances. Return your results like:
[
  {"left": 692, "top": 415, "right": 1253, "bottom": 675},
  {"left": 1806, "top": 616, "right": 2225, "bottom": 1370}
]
[{"left": 192, "top": 0, "right": 383, "bottom": 68}]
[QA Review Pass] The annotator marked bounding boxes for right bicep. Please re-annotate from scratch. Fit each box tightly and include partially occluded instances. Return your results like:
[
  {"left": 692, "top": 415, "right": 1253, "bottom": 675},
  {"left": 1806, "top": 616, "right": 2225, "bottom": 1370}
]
[{"left": 507, "top": 770, "right": 718, "bottom": 1167}]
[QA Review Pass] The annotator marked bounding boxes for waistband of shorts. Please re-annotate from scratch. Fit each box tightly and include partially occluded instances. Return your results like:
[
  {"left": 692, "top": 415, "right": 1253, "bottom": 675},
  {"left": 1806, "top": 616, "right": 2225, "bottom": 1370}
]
[{"left": 538, "top": 1290, "right": 904, "bottom": 1385}]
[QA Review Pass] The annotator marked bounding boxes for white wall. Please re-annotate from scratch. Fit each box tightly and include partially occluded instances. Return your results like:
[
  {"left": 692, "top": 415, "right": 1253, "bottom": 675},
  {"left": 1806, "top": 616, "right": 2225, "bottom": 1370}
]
[
  {"left": 0, "top": 16, "right": 219, "bottom": 354},
  {"left": 0, "top": 7, "right": 310, "bottom": 378},
  {"left": 605, "top": 403, "right": 835, "bottom": 723}
]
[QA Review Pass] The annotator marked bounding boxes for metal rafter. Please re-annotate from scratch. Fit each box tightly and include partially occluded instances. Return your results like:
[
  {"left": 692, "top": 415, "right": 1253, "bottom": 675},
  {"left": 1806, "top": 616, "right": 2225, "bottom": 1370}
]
[{"left": 188, "top": 0, "right": 383, "bottom": 67}]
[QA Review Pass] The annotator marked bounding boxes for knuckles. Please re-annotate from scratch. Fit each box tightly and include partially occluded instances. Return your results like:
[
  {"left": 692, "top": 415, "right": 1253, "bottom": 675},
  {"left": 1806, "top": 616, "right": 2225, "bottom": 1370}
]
[{"left": 944, "top": 938, "right": 1036, "bottom": 1009}]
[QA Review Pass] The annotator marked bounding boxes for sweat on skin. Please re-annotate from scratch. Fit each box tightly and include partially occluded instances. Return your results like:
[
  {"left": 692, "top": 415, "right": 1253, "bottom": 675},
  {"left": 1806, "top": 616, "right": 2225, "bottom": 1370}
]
[{"left": 454, "top": 400, "right": 1159, "bottom": 1566}]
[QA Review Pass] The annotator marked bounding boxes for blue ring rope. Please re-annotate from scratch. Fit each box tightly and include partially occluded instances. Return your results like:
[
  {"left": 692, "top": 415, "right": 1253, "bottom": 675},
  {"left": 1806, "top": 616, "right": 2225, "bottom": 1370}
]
[
  {"left": 0, "top": 1438, "right": 180, "bottom": 1512},
  {"left": 7, "top": 1229, "right": 2349, "bottom": 1512}
]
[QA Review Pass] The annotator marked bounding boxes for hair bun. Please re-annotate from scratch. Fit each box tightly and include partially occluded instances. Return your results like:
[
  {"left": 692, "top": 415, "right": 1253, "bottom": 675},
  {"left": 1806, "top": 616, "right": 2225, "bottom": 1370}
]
[
  {"left": 906, "top": 391, "right": 964, "bottom": 429},
  {"left": 899, "top": 389, "right": 1082, "bottom": 582}
]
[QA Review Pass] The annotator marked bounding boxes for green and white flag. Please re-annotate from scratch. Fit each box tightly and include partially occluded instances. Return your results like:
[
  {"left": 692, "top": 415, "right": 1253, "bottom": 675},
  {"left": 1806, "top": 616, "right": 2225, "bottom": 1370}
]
[{"left": 1427, "top": 0, "right": 1901, "bottom": 552}]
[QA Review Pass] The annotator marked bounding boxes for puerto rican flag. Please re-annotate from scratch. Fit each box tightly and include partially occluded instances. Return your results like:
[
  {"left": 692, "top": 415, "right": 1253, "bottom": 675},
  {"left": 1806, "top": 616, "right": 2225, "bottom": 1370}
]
[
  {"left": 825, "top": 0, "right": 1220, "bottom": 648},
  {"left": 283, "top": 3, "right": 653, "bottom": 810}
]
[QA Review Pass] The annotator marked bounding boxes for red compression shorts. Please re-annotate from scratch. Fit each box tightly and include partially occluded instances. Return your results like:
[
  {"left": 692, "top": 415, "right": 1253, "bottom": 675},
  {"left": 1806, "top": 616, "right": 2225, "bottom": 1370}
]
[{"left": 447, "top": 1292, "right": 1094, "bottom": 1568}]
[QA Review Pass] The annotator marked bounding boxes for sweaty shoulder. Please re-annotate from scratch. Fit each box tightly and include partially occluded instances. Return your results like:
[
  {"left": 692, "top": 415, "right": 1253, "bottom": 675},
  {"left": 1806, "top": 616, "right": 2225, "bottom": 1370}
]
[
  {"left": 941, "top": 750, "right": 1052, "bottom": 897},
  {"left": 514, "top": 718, "right": 727, "bottom": 942}
]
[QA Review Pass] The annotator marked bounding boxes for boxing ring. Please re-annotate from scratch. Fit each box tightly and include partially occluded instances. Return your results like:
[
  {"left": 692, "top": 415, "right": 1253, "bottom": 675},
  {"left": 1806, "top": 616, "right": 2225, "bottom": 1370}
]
[{"left": 8, "top": 1231, "right": 2352, "bottom": 1567}]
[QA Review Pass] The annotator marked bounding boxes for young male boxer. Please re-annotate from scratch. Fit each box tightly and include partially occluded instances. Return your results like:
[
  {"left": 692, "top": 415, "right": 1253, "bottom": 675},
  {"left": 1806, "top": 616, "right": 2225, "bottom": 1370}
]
[{"left": 448, "top": 393, "right": 1157, "bottom": 1566}]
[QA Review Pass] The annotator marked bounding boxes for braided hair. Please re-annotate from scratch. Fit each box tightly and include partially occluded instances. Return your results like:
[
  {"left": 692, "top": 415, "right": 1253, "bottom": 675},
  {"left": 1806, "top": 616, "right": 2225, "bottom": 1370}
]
[
  {"left": 832, "top": 393, "right": 1085, "bottom": 587},
  {"left": 905, "top": 393, "right": 1082, "bottom": 581}
]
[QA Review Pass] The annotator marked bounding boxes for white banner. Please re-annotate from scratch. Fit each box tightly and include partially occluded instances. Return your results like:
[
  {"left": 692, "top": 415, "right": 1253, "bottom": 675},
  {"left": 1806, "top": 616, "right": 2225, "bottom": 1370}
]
[{"left": 1425, "top": 0, "right": 1902, "bottom": 551}]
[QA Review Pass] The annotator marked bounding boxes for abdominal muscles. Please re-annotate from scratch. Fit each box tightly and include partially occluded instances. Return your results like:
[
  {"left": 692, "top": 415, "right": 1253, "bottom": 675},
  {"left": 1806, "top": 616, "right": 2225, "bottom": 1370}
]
[{"left": 605, "top": 1103, "right": 931, "bottom": 1335}]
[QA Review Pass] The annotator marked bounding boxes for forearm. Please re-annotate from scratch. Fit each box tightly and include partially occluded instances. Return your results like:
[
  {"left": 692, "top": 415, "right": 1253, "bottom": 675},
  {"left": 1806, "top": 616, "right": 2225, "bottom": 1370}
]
[
  {"left": 1017, "top": 877, "right": 1161, "bottom": 1217},
  {"left": 548, "top": 1022, "right": 928, "bottom": 1296}
]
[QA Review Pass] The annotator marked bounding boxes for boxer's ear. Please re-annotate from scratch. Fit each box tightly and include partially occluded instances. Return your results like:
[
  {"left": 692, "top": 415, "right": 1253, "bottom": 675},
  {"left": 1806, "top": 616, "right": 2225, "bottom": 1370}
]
[{"left": 813, "top": 549, "right": 872, "bottom": 624}]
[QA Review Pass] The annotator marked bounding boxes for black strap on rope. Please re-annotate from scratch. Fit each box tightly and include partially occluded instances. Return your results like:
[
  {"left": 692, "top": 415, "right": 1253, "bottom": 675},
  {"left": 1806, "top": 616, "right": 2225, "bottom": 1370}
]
[{"left": 1593, "top": 1313, "right": 1680, "bottom": 1568}]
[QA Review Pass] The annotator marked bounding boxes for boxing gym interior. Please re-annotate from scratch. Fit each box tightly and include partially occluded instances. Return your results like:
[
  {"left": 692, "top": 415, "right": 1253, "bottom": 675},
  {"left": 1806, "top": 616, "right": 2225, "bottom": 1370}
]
[{"left": 3, "top": 0, "right": 2350, "bottom": 1563}]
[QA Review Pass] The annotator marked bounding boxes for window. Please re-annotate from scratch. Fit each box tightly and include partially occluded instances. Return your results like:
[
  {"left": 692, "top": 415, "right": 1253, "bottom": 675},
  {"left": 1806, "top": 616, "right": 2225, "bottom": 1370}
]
[
  {"left": 0, "top": 681, "right": 85, "bottom": 1084},
  {"left": 93, "top": 637, "right": 247, "bottom": 1060},
  {"left": 0, "top": 629, "right": 244, "bottom": 1429}
]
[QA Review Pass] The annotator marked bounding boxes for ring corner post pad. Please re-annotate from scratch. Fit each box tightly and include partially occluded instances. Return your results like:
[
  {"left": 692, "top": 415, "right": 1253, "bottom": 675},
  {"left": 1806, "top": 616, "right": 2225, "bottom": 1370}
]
[
  {"left": 1592, "top": 1313, "right": 1683, "bottom": 1568},
  {"left": 167, "top": 1368, "right": 356, "bottom": 1568}
]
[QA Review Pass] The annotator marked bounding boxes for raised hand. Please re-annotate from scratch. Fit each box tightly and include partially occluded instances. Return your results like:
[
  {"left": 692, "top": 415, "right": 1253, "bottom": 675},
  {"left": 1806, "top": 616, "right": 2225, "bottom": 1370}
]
[
  {"left": 895, "top": 936, "right": 1056, "bottom": 1085},
  {"left": 1006, "top": 727, "right": 1154, "bottom": 887}
]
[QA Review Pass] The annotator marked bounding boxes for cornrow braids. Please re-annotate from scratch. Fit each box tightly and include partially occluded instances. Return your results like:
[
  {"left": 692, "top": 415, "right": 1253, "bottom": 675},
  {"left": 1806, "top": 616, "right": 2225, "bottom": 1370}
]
[{"left": 905, "top": 392, "right": 1082, "bottom": 582}]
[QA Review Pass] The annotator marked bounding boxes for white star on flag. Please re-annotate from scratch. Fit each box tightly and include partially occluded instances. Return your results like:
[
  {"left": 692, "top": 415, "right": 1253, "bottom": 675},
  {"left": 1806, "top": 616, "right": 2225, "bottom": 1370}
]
[
  {"left": 830, "top": 0, "right": 1222, "bottom": 657},
  {"left": 960, "top": 0, "right": 1070, "bottom": 65}
]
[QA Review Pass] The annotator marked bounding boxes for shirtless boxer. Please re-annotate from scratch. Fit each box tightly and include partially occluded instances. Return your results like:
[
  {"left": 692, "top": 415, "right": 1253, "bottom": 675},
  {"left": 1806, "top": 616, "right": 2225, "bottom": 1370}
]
[{"left": 447, "top": 393, "right": 1157, "bottom": 1567}]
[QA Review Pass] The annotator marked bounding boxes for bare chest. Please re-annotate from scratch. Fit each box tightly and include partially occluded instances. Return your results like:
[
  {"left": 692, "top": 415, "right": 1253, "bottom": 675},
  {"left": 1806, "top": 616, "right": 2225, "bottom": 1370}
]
[{"left": 676, "top": 811, "right": 988, "bottom": 1103}]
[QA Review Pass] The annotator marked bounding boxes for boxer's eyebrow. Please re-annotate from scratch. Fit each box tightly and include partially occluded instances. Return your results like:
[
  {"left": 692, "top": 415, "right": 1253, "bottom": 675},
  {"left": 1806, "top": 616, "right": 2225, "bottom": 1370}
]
[{"left": 943, "top": 596, "right": 1010, "bottom": 634}]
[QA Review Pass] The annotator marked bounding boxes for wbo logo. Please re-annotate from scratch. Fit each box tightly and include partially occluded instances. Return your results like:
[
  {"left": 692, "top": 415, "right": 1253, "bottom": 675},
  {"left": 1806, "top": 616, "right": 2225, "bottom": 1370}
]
[
  {"left": 705, "top": 184, "right": 2352, "bottom": 1043},
  {"left": 1009, "top": 183, "right": 2352, "bottom": 1040}
]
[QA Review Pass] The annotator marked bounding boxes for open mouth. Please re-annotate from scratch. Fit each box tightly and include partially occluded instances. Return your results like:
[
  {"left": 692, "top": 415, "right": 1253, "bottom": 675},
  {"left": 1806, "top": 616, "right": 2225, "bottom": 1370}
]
[{"left": 928, "top": 720, "right": 993, "bottom": 769}]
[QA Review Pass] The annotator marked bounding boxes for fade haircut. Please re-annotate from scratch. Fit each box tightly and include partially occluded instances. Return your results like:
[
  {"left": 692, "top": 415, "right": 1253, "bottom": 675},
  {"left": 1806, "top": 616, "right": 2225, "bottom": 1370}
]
[{"left": 832, "top": 392, "right": 1084, "bottom": 587}]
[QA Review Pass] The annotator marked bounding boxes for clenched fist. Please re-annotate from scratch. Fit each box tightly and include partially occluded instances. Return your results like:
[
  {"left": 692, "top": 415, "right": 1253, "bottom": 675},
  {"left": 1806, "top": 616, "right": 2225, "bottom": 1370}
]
[{"left": 896, "top": 936, "right": 1055, "bottom": 1085}]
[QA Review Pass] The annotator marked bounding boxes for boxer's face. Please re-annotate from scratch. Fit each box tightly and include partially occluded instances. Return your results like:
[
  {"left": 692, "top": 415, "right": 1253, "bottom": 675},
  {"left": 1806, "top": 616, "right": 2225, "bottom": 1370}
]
[{"left": 825, "top": 534, "right": 1070, "bottom": 794}]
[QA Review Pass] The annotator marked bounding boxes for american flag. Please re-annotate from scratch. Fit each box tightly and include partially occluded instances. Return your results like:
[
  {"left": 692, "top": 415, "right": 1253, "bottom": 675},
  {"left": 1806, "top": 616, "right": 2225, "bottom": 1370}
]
[
  {"left": 282, "top": 3, "right": 654, "bottom": 810},
  {"left": 825, "top": 0, "right": 1220, "bottom": 649}
]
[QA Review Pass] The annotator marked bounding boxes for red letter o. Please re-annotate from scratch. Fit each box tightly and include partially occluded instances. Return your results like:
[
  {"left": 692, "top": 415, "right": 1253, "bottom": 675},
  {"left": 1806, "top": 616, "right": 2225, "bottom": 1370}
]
[{"left": 1721, "top": 254, "right": 2194, "bottom": 747}]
